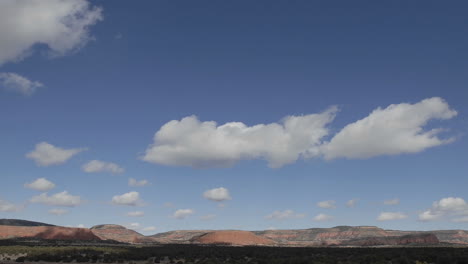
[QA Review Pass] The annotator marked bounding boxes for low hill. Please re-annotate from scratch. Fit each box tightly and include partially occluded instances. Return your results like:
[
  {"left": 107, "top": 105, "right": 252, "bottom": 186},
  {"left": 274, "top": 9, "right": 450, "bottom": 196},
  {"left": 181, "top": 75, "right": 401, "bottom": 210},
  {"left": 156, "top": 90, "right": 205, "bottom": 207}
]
[
  {"left": 0, "top": 219, "right": 54, "bottom": 227},
  {"left": 0, "top": 225, "right": 99, "bottom": 240},
  {"left": 90, "top": 224, "right": 154, "bottom": 244},
  {"left": 193, "top": 230, "right": 275, "bottom": 246}
]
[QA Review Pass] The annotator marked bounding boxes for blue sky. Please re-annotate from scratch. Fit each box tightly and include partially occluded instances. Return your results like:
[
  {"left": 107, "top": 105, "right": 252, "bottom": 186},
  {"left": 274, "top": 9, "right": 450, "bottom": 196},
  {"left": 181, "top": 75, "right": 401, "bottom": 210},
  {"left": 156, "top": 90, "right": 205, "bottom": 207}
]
[{"left": 0, "top": 0, "right": 467, "bottom": 234}]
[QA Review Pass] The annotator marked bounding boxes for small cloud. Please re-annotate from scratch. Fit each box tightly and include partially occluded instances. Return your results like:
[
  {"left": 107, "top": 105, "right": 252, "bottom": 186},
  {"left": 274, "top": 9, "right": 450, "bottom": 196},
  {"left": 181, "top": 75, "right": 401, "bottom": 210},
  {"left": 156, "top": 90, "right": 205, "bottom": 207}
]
[
  {"left": 313, "top": 213, "right": 334, "bottom": 222},
  {"left": 26, "top": 142, "right": 87, "bottom": 166},
  {"left": 203, "top": 187, "right": 231, "bottom": 202},
  {"left": 0, "top": 199, "right": 23, "bottom": 212},
  {"left": 77, "top": 224, "right": 86, "bottom": 228},
  {"left": 129, "top": 178, "right": 150, "bottom": 187},
  {"left": 30, "top": 191, "right": 82, "bottom": 207},
  {"left": 384, "top": 198, "right": 400, "bottom": 205},
  {"left": 317, "top": 200, "right": 336, "bottom": 209},
  {"left": 377, "top": 212, "right": 408, "bottom": 221},
  {"left": 346, "top": 198, "right": 359, "bottom": 208},
  {"left": 173, "top": 209, "right": 194, "bottom": 219},
  {"left": 200, "top": 214, "right": 216, "bottom": 221},
  {"left": 163, "top": 202, "right": 174, "bottom": 208},
  {"left": 24, "top": 178, "right": 56, "bottom": 191},
  {"left": 82, "top": 160, "right": 124, "bottom": 174},
  {"left": 48, "top": 208, "right": 68, "bottom": 215},
  {"left": 127, "top": 211, "right": 144, "bottom": 217},
  {"left": 112, "top": 191, "right": 142, "bottom": 206},
  {"left": 115, "top": 33, "right": 123, "bottom": 39},
  {"left": 0, "top": 72, "right": 43, "bottom": 96},
  {"left": 265, "top": 210, "right": 305, "bottom": 220}
]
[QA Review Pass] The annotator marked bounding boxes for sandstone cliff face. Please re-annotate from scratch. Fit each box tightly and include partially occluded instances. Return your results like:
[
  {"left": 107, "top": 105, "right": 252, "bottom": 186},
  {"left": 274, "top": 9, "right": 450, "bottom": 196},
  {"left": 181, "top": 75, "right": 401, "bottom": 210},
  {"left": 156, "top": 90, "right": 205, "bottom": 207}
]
[
  {"left": 0, "top": 225, "right": 100, "bottom": 240},
  {"left": 345, "top": 234, "right": 439, "bottom": 246},
  {"left": 150, "top": 230, "right": 211, "bottom": 244},
  {"left": 255, "top": 226, "right": 391, "bottom": 246},
  {"left": 193, "top": 231, "right": 275, "bottom": 246},
  {"left": 90, "top": 224, "right": 153, "bottom": 244}
]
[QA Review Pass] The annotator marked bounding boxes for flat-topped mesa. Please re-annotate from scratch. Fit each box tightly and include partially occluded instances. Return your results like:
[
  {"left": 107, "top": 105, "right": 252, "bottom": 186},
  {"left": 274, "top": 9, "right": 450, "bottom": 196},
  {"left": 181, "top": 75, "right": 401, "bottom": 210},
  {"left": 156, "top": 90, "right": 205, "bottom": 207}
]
[
  {"left": 193, "top": 231, "right": 276, "bottom": 246},
  {"left": 0, "top": 219, "right": 55, "bottom": 227},
  {"left": 91, "top": 224, "right": 127, "bottom": 230},
  {"left": 0, "top": 225, "right": 100, "bottom": 241}
]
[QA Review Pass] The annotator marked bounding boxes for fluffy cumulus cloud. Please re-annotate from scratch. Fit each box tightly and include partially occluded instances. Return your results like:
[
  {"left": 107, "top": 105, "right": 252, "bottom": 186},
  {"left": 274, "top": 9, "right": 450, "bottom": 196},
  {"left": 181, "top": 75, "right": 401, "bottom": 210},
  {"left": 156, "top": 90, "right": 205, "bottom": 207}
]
[
  {"left": 317, "top": 200, "right": 336, "bottom": 209},
  {"left": 142, "top": 108, "right": 337, "bottom": 168},
  {"left": 377, "top": 212, "right": 408, "bottom": 221},
  {"left": 26, "top": 142, "right": 86, "bottom": 166},
  {"left": 24, "top": 178, "right": 56, "bottom": 191},
  {"left": 321, "top": 97, "right": 457, "bottom": 160},
  {"left": 0, "top": 0, "right": 102, "bottom": 65},
  {"left": 173, "top": 209, "right": 195, "bottom": 219},
  {"left": 82, "top": 160, "right": 124, "bottom": 174},
  {"left": 265, "top": 210, "right": 305, "bottom": 220},
  {"left": 313, "top": 213, "right": 334, "bottom": 222},
  {"left": 127, "top": 211, "right": 144, "bottom": 217},
  {"left": 112, "top": 192, "right": 141, "bottom": 206},
  {"left": 418, "top": 197, "right": 468, "bottom": 222},
  {"left": 203, "top": 187, "right": 232, "bottom": 202},
  {"left": 384, "top": 198, "right": 400, "bottom": 205},
  {"left": 346, "top": 198, "right": 359, "bottom": 208},
  {"left": 128, "top": 178, "right": 150, "bottom": 187},
  {"left": 49, "top": 208, "right": 68, "bottom": 215},
  {"left": 0, "top": 72, "right": 43, "bottom": 95},
  {"left": 30, "top": 191, "right": 82, "bottom": 207},
  {"left": 0, "top": 199, "right": 23, "bottom": 212}
]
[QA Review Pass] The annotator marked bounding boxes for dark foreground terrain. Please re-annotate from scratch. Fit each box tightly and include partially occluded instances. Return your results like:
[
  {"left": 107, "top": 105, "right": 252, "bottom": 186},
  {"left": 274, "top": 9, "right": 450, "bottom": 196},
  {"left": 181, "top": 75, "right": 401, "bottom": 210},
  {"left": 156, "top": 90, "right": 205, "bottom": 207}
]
[{"left": 1, "top": 244, "right": 468, "bottom": 264}]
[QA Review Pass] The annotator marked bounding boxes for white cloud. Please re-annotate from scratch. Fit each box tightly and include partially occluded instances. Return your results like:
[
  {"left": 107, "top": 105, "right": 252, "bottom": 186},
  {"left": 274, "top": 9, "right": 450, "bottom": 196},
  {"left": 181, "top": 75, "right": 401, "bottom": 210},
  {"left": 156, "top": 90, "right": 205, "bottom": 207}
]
[
  {"left": 313, "top": 213, "right": 334, "bottom": 222},
  {"left": 0, "top": 72, "right": 42, "bottom": 95},
  {"left": 49, "top": 208, "right": 68, "bottom": 215},
  {"left": 0, "top": 0, "right": 102, "bottom": 65},
  {"left": 265, "top": 210, "right": 305, "bottom": 220},
  {"left": 377, "top": 212, "right": 408, "bottom": 221},
  {"left": 200, "top": 214, "right": 217, "bottom": 221},
  {"left": 82, "top": 160, "right": 124, "bottom": 174},
  {"left": 203, "top": 187, "right": 232, "bottom": 202},
  {"left": 77, "top": 224, "right": 86, "bottom": 228},
  {"left": 24, "top": 178, "right": 56, "bottom": 191},
  {"left": 317, "top": 200, "right": 336, "bottom": 209},
  {"left": 384, "top": 198, "right": 400, "bottom": 205},
  {"left": 112, "top": 191, "right": 141, "bottom": 206},
  {"left": 173, "top": 209, "right": 195, "bottom": 219},
  {"left": 418, "top": 197, "right": 468, "bottom": 222},
  {"left": 142, "top": 226, "right": 157, "bottom": 232},
  {"left": 30, "top": 191, "right": 82, "bottom": 207},
  {"left": 127, "top": 211, "right": 144, "bottom": 217},
  {"left": 26, "top": 142, "right": 86, "bottom": 166},
  {"left": 142, "top": 108, "right": 337, "bottom": 168},
  {"left": 0, "top": 199, "right": 23, "bottom": 212},
  {"left": 346, "top": 198, "right": 359, "bottom": 208},
  {"left": 129, "top": 178, "right": 150, "bottom": 187},
  {"left": 321, "top": 97, "right": 457, "bottom": 159}
]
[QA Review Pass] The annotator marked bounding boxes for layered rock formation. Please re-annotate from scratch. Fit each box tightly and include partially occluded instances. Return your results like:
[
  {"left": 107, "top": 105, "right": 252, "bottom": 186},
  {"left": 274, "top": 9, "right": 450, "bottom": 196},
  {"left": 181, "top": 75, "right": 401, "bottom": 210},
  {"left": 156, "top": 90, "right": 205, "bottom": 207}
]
[
  {"left": 90, "top": 224, "right": 153, "bottom": 243},
  {"left": 193, "top": 231, "right": 275, "bottom": 246},
  {"left": 0, "top": 225, "right": 99, "bottom": 240}
]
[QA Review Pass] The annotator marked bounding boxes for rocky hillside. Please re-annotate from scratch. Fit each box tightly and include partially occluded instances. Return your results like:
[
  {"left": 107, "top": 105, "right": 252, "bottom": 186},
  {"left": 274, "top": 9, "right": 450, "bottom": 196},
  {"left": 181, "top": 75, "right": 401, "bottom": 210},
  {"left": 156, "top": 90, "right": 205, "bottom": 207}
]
[
  {"left": 0, "top": 225, "right": 99, "bottom": 240},
  {"left": 193, "top": 231, "right": 275, "bottom": 246},
  {"left": 90, "top": 224, "right": 154, "bottom": 244},
  {"left": 150, "top": 230, "right": 211, "bottom": 244}
]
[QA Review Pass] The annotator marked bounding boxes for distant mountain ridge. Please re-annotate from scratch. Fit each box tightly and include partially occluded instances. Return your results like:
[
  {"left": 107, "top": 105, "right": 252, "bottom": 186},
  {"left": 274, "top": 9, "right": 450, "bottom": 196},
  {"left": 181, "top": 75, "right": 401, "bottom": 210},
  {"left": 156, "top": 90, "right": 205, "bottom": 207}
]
[
  {"left": 0, "top": 219, "right": 55, "bottom": 227},
  {"left": 0, "top": 219, "right": 467, "bottom": 247}
]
